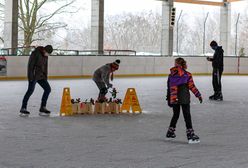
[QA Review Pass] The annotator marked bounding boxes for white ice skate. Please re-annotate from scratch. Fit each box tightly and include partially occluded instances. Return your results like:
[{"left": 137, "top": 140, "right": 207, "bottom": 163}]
[{"left": 19, "top": 108, "right": 30, "bottom": 117}]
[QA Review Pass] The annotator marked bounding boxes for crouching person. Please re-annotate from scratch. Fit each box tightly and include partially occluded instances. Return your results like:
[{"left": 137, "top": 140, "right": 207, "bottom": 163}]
[{"left": 93, "top": 59, "right": 120, "bottom": 102}]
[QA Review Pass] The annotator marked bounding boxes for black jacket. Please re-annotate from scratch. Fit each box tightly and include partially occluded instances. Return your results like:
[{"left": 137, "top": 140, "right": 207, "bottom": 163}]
[
  {"left": 211, "top": 46, "right": 224, "bottom": 69},
  {"left": 27, "top": 47, "right": 48, "bottom": 81}
]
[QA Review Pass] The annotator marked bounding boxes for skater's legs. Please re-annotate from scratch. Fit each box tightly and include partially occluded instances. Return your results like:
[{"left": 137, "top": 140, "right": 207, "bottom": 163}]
[
  {"left": 95, "top": 81, "right": 107, "bottom": 100},
  {"left": 217, "top": 68, "right": 223, "bottom": 94},
  {"left": 212, "top": 68, "right": 219, "bottom": 94},
  {"left": 181, "top": 104, "right": 193, "bottom": 129},
  {"left": 21, "top": 80, "right": 37, "bottom": 109},
  {"left": 37, "top": 79, "right": 51, "bottom": 107},
  {"left": 169, "top": 104, "right": 180, "bottom": 128}
]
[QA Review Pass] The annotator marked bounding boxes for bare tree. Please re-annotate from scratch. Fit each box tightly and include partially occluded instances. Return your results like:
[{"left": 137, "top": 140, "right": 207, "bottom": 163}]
[
  {"left": 0, "top": 2, "right": 3, "bottom": 20},
  {"left": 105, "top": 11, "right": 162, "bottom": 54},
  {"left": 18, "top": 0, "right": 77, "bottom": 52},
  {"left": 0, "top": 1, "right": 4, "bottom": 44},
  {"left": 237, "top": 10, "right": 248, "bottom": 56},
  {"left": 174, "top": 13, "right": 191, "bottom": 55},
  {"left": 65, "top": 28, "right": 91, "bottom": 50},
  {"left": 176, "top": 11, "right": 219, "bottom": 55}
]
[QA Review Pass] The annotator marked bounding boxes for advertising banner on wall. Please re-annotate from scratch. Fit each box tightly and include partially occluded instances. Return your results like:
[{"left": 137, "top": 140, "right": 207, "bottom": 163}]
[{"left": 0, "top": 56, "right": 7, "bottom": 76}]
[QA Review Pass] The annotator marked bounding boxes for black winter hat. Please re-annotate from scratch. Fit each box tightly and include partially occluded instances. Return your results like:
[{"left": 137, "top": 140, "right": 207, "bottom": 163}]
[
  {"left": 210, "top": 41, "right": 218, "bottom": 47},
  {"left": 113, "top": 59, "right": 121, "bottom": 65},
  {"left": 111, "top": 59, "right": 121, "bottom": 70},
  {"left": 44, "top": 45, "right": 53, "bottom": 54}
]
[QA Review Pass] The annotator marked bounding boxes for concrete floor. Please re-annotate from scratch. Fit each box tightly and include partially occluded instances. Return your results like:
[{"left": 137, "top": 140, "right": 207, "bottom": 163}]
[{"left": 1, "top": 76, "right": 248, "bottom": 168}]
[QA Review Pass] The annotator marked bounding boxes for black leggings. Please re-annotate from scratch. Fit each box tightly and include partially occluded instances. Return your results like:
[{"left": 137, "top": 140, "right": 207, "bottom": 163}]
[
  {"left": 94, "top": 81, "right": 107, "bottom": 99},
  {"left": 169, "top": 104, "right": 193, "bottom": 129}
]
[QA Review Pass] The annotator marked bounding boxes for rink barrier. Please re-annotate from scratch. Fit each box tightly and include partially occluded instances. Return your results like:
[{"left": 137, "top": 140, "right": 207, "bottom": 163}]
[
  {"left": 2, "top": 73, "right": 248, "bottom": 81},
  {"left": 4, "top": 56, "right": 248, "bottom": 79}
]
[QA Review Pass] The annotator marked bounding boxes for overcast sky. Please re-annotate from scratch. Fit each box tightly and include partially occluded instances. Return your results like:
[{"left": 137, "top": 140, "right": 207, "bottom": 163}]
[
  {"left": 45, "top": 0, "right": 247, "bottom": 42},
  {"left": 67, "top": 0, "right": 247, "bottom": 28}
]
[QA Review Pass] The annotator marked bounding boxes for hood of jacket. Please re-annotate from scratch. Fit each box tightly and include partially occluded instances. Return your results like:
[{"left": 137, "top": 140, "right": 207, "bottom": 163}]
[
  {"left": 216, "top": 46, "right": 224, "bottom": 53},
  {"left": 35, "top": 46, "right": 46, "bottom": 56}
]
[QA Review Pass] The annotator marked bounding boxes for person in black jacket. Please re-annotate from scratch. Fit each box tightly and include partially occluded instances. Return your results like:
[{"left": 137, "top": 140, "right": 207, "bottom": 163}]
[
  {"left": 207, "top": 41, "right": 224, "bottom": 101},
  {"left": 20, "top": 45, "right": 53, "bottom": 116}
]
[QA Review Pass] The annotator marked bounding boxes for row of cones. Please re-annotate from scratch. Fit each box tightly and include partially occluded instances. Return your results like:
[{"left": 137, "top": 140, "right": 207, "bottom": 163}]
[{"left": 60, "top": 87, "right": 142, "bottom": 116}]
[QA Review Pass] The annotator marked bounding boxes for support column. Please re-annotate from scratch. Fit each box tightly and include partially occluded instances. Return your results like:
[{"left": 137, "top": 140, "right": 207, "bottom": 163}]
[
  {"left": 220, "top": 2, "right": 231, "bottom": 56},
  {"left": 3, "top": 0, "right": 18, "bottom": 55},
  {"left": 161, "top": 0, "right": 174, "bottom": 56},
  {"left": 91, "top": 0, "right": 104, "bottom": 54}
]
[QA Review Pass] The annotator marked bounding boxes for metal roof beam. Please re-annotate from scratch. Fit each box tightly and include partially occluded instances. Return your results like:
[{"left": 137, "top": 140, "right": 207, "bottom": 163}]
[{"left": 174, "top": 0, "right": 241, "bottom": 6}]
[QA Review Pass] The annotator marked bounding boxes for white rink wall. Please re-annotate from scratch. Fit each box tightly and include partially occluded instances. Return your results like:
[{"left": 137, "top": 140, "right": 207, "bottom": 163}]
[{"left": 6, "top": 56, "right": 248, "bottom": 77}]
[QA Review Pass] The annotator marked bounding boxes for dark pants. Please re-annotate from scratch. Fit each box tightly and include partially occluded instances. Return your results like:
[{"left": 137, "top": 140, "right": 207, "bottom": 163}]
[
  {"left": 94, "top": 81, "right": 107, "bottom": 99},
  {"left": 21, "top": 79, "right": 51, "bottom": 109},
  {"left": 169, "top": 104, "right": 193, "bottom": 129},
  {"left": 212, "top": 68, "right": 223, "bottom": 94}
]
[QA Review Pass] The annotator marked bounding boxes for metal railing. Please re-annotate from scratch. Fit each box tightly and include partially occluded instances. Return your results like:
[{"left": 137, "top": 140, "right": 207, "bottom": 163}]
[
  {"left": 0, "top": 47, "right": 137, "bottom": 56},
  {"left": 1, "top": 47, "right": 248, "bottom": 58}
]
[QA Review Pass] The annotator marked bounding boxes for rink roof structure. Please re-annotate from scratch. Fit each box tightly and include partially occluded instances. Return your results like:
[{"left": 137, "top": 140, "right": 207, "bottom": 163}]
[
  {"left": 2, "top": 0, "right": 244, "bottom": 56},
  {"left": 174, "top": 0, "right": 241, "bottom": 6}
]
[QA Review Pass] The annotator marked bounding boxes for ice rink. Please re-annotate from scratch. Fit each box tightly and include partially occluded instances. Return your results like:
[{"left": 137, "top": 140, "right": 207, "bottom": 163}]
[{"left": 1, "top": 76, "right": 248, "bottom": 168}]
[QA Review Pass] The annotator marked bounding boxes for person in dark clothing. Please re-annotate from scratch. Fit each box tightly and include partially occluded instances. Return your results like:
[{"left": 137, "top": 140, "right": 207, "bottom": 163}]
[
  {"left": 166, "top": 58, "right": 202, "bottom": 144},
  {"left": 207, "top": 40, "right": 224, "bottom": 101},
  {"left": 93, "top": 59, "right": 120, "bottom": 102},
  {"left": 20, "top": 45, "right": 53, "bottom": 117}
]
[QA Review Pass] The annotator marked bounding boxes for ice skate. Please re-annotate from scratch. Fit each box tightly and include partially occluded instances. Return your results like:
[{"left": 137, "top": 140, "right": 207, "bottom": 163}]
[
  {"left": 39, "top": 106, "right": 51, "bottom": 116},
  {"left": 209, "top": 94, "right": 216, "bottom": 100},
  {"left": 213, "top": 92, "right": 223, "bottom": 101},
  {"left": 166, "top": 127, "right": 176, "bottom": 140},
  {"left": 187, "top": 129, "right": 200, "bottom": 144},
  {"left": 19, "top": 108, "right": 30, "bottom": 117}
]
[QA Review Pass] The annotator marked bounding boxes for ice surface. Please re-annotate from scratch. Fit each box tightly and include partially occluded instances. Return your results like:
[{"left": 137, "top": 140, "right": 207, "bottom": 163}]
[{"left": 1, "top": 76, "right": 248, "bottom": 168}]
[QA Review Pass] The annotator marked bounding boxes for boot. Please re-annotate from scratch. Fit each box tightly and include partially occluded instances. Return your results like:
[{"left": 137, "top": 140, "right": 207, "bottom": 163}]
[
  {"left": 166, "top": 127, "right": 176, "bottom": 139},
  {"left": 186, "top": 129, "right": 200, "bottom": 144},
  {"left": 209, "top": 92, "right": 217, "bottom": 100},
  {"left": 214, "top": 92, "right": 223, "bottom": 101},
  {"left": 209, "top": 94, "right": 215, "bottom": 100},
  {"left": 39, "top": 106, "right": 51, "bottom": 116},
  {"left": 20, "top": 108, "right": 30, "bottom": 117}
]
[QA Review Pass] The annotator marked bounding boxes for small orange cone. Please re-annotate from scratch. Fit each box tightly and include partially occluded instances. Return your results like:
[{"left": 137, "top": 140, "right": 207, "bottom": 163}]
[{"left": 60, "top": 87, "right": 73, "bottom": 116}]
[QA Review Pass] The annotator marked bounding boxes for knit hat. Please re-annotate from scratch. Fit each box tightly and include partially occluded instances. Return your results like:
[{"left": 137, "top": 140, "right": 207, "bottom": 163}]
[
  {"left": 44, "top": 45, "right": 53, "bottom": 54},
  {"left": 111, "top": 59, "right": 121, "bottom": 70},
  {"left": 110, "top": 59, "right": 120, "bottom": 81}
]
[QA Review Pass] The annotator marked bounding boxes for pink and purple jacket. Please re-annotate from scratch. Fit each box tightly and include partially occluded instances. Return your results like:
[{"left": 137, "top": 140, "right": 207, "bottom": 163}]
[{"left": 167, "top": 66, "right": 201, "bottom": 104}]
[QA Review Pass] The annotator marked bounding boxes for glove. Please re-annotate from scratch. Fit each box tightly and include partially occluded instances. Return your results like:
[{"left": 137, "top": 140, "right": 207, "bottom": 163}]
[
  {"left": 168, "top": 102, "right": 174, "bottom": 108},
  {"left": 198, "top": 97, "right": 203, "bottom": 103},
  {"left": 107, "top": 83, "right": 113, "bottom": 89},
  {"left": 167, "top": 98, "right": 174, "bottom": 108}
]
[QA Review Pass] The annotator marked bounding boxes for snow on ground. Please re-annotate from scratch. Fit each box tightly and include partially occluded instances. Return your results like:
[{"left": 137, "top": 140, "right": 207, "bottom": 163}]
[{"left": 1, "top": 76, "right": 248, "bottom": 168}]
